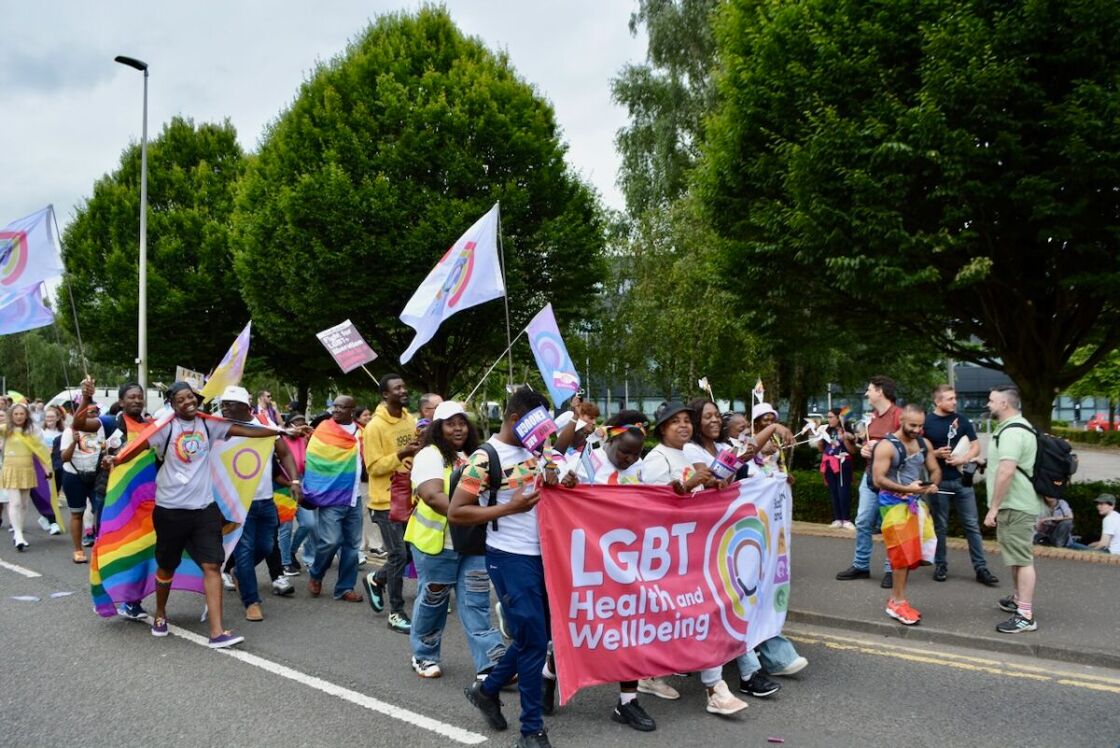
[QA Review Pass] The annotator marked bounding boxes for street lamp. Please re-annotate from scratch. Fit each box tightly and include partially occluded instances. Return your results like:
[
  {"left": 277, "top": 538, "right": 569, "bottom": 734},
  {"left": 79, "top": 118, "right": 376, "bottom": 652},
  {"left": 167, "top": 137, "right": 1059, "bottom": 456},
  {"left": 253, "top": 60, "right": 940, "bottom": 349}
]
[{"left": 115, "top": 54, "right": 149, "bottom": 393}]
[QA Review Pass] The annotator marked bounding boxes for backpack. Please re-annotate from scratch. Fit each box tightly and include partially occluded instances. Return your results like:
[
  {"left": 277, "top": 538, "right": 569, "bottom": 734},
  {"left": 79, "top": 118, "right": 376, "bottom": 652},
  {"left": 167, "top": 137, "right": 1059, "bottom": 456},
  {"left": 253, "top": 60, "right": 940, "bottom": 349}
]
[
  {"left": 447, "top": 442, "right": 502, "bottom": 556},
  {"left": 993, "top": 422, "right": 1078, "bottom": 499},
  {"left": 871, "top": 434, "right": 927, "bottom": 491}
]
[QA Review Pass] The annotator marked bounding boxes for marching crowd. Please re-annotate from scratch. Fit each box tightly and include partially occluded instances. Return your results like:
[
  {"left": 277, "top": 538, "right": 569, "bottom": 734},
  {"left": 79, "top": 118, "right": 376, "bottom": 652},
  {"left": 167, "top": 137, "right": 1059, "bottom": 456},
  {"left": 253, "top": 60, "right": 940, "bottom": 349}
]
[{"left": 1, "top": 372, "right": 1114, "bottom": 748}]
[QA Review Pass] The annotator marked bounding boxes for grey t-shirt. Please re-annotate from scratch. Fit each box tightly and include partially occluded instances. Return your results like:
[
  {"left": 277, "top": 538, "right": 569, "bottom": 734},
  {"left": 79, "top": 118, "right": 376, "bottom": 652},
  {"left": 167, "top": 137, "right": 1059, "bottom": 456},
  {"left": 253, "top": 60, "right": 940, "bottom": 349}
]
[{"left": 148, "top": 417, "right": 233, "bottom": 510}]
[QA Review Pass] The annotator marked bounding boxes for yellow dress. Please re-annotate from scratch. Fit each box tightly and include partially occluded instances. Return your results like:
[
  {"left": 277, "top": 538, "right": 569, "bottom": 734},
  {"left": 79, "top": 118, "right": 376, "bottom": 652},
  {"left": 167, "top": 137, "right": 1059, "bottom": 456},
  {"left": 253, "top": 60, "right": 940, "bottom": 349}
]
[{"left": 1, "top": 434, "right": 39, "bottom": 490}]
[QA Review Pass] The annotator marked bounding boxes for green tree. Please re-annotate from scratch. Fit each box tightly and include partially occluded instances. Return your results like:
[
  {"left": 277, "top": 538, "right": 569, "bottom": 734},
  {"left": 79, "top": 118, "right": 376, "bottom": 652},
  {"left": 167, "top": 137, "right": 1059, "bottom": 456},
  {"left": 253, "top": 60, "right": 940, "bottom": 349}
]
[
  {"left": 699, "top": 0, "right": 1120, "bottom": 428},
  {"left": 61, "top": 117, "right": 249, "bottom": 380},
  {"left": 1067, "top": 347, "right": 1120, "bottom": 428},
  {"left": 0, "top": 321, "right": 126, "bottom": 400},
  {"left": 232, "top": 8, "right": 605, "bottom": 398}
]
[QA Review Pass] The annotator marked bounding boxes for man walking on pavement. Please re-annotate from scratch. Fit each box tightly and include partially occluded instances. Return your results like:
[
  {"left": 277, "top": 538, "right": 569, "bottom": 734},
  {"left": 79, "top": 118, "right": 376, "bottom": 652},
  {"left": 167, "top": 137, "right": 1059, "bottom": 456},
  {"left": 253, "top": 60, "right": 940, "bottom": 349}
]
[
  {"left": 362, "top": 374, "right": 420, "bottom": 633},
  {"left": 836, "top": 375, "right": 902, "bottom": 587},
  {"left": 924, "top": 385, "right": 999, "bottom": 586},
  {"left": 984, "top": 386, "right": 1041, "bottom": 634}
]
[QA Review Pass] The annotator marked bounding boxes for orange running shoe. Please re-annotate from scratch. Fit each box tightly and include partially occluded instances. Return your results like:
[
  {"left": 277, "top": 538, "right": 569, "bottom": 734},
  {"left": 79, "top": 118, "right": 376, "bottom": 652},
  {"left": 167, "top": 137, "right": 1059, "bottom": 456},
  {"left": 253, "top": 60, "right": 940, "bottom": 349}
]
[{"left": 886, "top": 599, "right": 921, "bottom": 626}]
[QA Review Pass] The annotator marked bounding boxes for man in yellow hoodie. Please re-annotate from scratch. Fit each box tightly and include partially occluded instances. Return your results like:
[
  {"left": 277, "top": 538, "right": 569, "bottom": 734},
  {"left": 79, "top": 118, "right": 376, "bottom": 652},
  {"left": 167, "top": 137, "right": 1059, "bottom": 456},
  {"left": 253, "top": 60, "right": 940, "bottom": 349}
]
[{"left": 362, "top": 373, "right": 421, "bottom": 633}]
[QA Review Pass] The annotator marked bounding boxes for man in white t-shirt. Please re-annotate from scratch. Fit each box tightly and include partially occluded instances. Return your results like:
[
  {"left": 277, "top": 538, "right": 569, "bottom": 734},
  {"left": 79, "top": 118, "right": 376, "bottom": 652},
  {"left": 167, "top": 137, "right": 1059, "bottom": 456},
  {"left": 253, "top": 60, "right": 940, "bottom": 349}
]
[
  {"left": 1070, "top": 494, "right": 1120, "bottom": 554},
  {"left": 450, "top": 388, "right": 551, "bottom": 748}
]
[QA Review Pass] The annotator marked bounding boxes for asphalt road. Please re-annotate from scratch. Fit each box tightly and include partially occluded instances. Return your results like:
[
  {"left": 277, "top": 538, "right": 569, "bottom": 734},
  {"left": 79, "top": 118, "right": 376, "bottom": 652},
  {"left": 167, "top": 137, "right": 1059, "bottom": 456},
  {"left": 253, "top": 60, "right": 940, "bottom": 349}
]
[{"left": 2, "top": 533, "right": 1119, "bottom": 748}]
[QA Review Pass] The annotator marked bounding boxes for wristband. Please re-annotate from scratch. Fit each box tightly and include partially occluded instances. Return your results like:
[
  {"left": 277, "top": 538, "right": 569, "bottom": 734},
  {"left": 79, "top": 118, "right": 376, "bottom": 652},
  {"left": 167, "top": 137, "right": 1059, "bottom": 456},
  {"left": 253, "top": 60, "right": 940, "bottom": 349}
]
[{"left": 291, "top": 480, "right": 301, "bottom": 485}]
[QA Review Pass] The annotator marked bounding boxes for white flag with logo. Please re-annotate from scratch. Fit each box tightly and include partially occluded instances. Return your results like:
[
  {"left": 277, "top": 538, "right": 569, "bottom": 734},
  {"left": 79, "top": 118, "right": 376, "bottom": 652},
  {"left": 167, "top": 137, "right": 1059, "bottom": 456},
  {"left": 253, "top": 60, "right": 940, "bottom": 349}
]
[{"left": 399, "top": 203, "right": 505, "bottom": 364}]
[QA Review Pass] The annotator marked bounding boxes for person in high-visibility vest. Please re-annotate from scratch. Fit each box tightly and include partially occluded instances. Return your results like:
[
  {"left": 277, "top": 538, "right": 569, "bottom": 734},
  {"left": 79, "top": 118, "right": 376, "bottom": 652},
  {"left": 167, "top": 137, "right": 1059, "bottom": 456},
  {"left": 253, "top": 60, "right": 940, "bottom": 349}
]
[{"left": 404, "top": 401, "right": 505, "bottom": 679}]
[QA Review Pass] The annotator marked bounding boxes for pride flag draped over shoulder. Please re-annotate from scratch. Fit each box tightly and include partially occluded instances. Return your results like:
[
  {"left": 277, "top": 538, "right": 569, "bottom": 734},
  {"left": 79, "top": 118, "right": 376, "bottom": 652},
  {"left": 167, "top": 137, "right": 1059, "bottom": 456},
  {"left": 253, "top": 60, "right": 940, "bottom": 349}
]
[
  {"left": 399, "top": 204, "right": 505, "bottom": 364},
  {"left": 302, "top": 419, "right": 360, "bottom": 508},
  {"left": 7, "top": 431, "right": 64, "bottom": 523},
  {"left": 90, "top": 414, "right": 275, "bottom": 617}
]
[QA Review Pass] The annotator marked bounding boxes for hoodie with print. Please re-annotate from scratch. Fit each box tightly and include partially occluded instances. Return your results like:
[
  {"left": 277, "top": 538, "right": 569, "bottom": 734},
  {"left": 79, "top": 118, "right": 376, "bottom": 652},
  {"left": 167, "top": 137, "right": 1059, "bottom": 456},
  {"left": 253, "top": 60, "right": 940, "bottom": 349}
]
[{"left": 362, "top": 403, "right": 417, "bottom": 511}]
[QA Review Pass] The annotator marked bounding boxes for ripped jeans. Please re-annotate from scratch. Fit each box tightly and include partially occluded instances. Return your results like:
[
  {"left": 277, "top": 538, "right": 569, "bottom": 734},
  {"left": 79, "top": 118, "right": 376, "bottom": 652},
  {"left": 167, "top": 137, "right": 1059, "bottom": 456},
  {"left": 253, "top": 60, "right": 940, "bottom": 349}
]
[{"left": 410, "top": 545, "right": 506, "bottom": 674}]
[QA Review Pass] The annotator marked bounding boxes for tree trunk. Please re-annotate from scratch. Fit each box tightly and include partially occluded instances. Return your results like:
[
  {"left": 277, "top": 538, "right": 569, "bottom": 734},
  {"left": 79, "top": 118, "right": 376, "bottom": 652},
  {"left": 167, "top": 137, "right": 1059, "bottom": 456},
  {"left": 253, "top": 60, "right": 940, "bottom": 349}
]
[
  {"left": 1110, "top": 398, "right": 1116, "bottom": 431},
  {"left": 296, "top": 381, "right": 309, "bottom": 415},
  {"left": 1016, "top": 380, "right": 1055, "bottom": 432}
]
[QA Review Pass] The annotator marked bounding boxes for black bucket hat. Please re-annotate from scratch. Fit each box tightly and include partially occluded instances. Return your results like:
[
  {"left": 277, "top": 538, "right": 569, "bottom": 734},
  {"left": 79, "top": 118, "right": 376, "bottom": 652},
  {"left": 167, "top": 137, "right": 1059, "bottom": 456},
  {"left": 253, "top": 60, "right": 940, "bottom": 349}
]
[{"left": 653, "top": 401, "right": 694, "bottom": 437}]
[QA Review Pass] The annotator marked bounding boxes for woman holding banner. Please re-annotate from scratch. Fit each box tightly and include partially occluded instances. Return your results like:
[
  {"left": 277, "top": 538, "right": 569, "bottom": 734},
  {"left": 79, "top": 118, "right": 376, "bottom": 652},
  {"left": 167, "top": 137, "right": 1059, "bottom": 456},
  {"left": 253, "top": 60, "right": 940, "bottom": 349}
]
[{"left": 640, "top": 402, "right": 749, "bottom": 716}]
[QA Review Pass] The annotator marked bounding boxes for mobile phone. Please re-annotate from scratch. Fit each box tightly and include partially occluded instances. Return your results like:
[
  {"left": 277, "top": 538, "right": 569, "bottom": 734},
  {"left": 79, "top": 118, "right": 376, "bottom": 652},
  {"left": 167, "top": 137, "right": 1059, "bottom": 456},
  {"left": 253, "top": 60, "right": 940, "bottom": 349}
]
[{"left": 919, "top": 481, "right": 933, "bottom": 487}]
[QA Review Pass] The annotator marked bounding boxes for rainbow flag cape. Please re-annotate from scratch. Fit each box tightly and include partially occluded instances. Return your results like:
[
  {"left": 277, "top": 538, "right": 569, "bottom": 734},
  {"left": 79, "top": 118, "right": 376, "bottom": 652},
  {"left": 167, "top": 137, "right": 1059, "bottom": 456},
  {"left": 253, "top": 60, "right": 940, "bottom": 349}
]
[
  {"left": 10, "top": 431, "right": 64, "bottom": 524},
  {"left": 274, "top": 486, "right": 297, "bottom": 523},
  {"left": 878, "top": 492, "right": 936, "bottom": 571},
  {"left": 302, "top": 419, "right": 360, "bottom": 508}
]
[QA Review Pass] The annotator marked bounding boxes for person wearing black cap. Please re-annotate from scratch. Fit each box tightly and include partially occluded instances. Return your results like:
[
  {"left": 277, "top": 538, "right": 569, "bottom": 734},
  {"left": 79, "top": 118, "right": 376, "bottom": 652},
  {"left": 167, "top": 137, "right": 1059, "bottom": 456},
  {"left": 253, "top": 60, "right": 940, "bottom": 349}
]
[{"left": 1069, "top": 494, "right": 1120, "bottom": 554}]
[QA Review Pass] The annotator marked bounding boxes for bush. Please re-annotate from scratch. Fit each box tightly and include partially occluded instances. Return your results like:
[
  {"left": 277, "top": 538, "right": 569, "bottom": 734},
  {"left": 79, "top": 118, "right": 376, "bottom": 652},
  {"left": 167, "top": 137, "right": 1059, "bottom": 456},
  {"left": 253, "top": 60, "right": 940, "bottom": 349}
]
[
  {"left": 790, "top": 468, "right": 1116, "bottom": 542},
  {"left": 1053, "top": 427, "right": 1120, "bottom": 447}
]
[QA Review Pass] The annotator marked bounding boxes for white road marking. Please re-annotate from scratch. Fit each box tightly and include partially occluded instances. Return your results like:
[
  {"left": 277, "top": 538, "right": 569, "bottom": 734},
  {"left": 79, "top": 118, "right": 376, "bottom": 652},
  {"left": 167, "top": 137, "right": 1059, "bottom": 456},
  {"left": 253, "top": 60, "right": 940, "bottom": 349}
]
[
  {"left": 0, "top": 556, "right": 42, "bottom": 578},
  {"left": 167, "top": 623, "right": 488, "bottom": 745}
]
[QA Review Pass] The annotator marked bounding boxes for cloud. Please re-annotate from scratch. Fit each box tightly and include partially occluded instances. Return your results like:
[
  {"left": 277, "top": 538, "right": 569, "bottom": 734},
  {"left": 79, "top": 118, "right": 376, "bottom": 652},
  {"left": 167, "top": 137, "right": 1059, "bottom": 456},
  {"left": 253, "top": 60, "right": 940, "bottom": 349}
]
[{"left": 0, "top": 44, "right": 117, "bottom": 93}]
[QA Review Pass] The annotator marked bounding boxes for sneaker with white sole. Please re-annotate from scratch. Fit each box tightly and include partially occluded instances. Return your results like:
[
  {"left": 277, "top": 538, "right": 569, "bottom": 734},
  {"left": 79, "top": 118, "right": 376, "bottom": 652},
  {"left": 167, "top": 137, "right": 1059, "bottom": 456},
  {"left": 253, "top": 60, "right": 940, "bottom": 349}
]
[
  {"left": 151, "top": 616, "right": 169, "bottom": 637},
  {"left": 996, "top": 613, "right": 1037, "bottom": 634},
  {"left": 771, "top": 655, "right": 809, "bottom": 676},
  {"left": 637, "top": 677, "right": 680, "bottom": 700},
  {"left": 411, "top": 656, "right": 442, "bottom": 678},
  {"left": 117, "top": 602, "right": 148, "bottom": 621},
  {"left": 829, "top": 520, "right": 843, "bottom": 528},
  {"left": 48, "top": 522, "right": 63, "bottom": 535},
  {"left": 388, "top": 612, "right": 411, "bottom": 634},
  {"left": 38, "top": 516, "right": 51, "bottom": 532},
  {"left": 705, "top": 681, "right": 748, "bottom": 715},
  {"left": 221, "top": 572, "right": 236, "bottom": 591},
  {"left": 271, "top": 576, "right": 295, "bottom": 596},
  {"left": 208, "top": 631, "right": 245, "bottom": 649}
]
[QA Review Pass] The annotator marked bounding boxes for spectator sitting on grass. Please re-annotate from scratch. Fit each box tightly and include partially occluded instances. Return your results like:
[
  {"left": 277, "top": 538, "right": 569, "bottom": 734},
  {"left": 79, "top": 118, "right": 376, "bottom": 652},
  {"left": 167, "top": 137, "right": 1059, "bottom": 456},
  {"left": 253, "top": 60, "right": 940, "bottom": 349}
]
[
  {"left": 1033, "top": 496, "right": 1074, "bottom": 548},
  {"left": 1068, "top": 494, "right": 1120, "bottom": 554}
]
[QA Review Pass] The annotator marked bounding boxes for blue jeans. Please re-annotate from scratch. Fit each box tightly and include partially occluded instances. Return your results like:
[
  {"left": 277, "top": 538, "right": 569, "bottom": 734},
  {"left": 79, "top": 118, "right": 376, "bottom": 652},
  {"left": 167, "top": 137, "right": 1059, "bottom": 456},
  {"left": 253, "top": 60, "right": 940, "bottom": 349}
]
[
  {"left": 233, "top": 501, "right": 279, "bottom": 607},
  {"left": 309, "top": 503, "right": 363, "bottom": 598},
  {"left": 291, "top": 506, "right": 319, "bottom": 567},
  {"left": 482, "top": 547, "right": 549, "bottom": 735},
  {"left": 925, "top": 479, "right": 989, "bottom": 570},
  {"left": 411, "top": 547, "right": 506, "bottom": 672},
  {"left": 852, "top": 473, "right": 891, "bottom": 573},
  {"left": 1067, "top": 542, "right": 1109, "bottom": 553},
  {"left": 736, "top": 635, "right": 800, "bottom": 677},
  {"left": 278, "top": 519, "right": 294, "bottom": 566}
]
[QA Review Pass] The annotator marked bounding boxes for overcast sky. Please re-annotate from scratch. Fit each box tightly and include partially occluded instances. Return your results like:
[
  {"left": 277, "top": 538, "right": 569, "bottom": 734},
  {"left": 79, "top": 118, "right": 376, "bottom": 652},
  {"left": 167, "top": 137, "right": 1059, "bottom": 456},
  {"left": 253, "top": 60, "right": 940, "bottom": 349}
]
[{"left": 0, "top": 1, "right": 646, "bottom": 233}]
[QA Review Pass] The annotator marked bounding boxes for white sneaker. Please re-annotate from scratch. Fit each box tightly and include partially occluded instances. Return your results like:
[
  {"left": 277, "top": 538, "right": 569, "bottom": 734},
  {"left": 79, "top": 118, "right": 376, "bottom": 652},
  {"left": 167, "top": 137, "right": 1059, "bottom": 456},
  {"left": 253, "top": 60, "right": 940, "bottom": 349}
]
[
  {"left": 49, "top": 522, "right": 63, "bottom": 535},
  {"left": 637, "top": 677, "right": 680, "bottom": 700},
  {"left": 706, "top": 680, "right": 748, "bottom": 715},
  {"left": 771, "top": 656, "right": 808, "bottom": 676},
  {"left": 221, "top": 572, "right": 236, "bottom": 591},
  {"left": 271, "top": 576, "right": 294, "bottom": 596},
  {"left": 829, "top": 520, "right": 843, "bottom": 528},
  {"left": 411, "top": 656, "right": 442, "bottom": 678},
  {"left": 37, "top": 516, "right": 51, "bottom": 532},
  {"left": 841, "top": 521, "right": 856, "bottom": 530}
]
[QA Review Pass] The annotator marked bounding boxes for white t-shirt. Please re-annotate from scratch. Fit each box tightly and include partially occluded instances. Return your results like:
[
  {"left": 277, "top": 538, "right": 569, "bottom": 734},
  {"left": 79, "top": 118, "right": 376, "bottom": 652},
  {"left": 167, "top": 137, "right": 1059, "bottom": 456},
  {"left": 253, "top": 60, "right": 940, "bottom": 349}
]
[
  {"left": 459, "top": 437, "right": 539, "bottom": 556},
  {"left": 411, "top": 444, "right": 464, "bottom": 550},
  {"left": 568, "top": 446, "right": 643, "bottom": 485},
  {"left": 61, "top": 426, "right": 105, "bottom": 474},
  {"left": 147, "top": 417, "right": 233, "bottom": 510},
  {"left": 682, "top": 441, "right": 731, "bottom": 467},
  {"left": 642, "top": 443, "right": 693, "bottom": 486},
  {"left": 1102, "top": 510, "right": 1120, "bottom": 554}
]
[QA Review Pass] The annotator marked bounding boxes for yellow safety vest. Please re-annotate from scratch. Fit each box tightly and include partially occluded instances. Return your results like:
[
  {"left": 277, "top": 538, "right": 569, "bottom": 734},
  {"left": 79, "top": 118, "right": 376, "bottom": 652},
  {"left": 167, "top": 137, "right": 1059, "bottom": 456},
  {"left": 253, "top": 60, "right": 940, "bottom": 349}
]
[{"left": 404, "top": 463, "right": 453, "bottom": 555}]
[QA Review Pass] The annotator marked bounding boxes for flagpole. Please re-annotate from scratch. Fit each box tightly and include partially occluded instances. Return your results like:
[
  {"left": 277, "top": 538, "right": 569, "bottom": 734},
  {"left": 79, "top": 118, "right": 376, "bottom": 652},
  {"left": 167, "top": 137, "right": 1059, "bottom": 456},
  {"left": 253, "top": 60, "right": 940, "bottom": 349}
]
[
  {"left": 51, "top": 206, "right": 90, "bottom": 377},
  {"left": 496, "top": 202, "right": 514, "bottom": 387},
  {"left": 465, "top": 329, "right": 526, "bottom": 404},
  {"left": 360, "top": 365, "right": 380, "bottom": 388}
]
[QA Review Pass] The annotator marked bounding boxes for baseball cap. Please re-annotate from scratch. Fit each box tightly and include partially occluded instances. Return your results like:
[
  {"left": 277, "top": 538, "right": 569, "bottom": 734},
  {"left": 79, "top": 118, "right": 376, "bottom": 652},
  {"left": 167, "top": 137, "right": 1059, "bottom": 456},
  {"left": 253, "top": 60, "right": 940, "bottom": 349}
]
[
  {"left": 1094, "top": 493, "right": 1116, "bottom": 506},
  {"left": 752, "top": 402, "right": 778, "bottom": 421},
  {"left": 432, "top": 401, "right": 466, "bottom": 422},
  {"left": 220, "top": 386, "right": 251, "bottom": 405}
]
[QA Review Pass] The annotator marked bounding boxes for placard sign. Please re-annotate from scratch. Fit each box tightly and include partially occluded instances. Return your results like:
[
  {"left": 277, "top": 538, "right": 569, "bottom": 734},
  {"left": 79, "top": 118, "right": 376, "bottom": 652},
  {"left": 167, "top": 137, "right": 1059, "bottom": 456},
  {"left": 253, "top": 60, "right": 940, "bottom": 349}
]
[
  {"left": 316, "top": 319, "right": 378, "bottom": 374},
  {"left": 514, "top": 406, "right": 558, "bottom": 452}
]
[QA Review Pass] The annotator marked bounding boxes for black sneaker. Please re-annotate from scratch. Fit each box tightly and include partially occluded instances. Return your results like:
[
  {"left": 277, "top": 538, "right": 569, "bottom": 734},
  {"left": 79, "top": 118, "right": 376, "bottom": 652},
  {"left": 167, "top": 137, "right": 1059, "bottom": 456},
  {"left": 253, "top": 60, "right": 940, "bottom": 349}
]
[
  {"left": 739, "top": 672, "right": 781, "bottom": 698},
  {"left": 282, "top": 563, "right": 301, "bottom": 577},
  {"left": 464, "top": 681, "right": 507, "bottom": 731},
  {"left": 362, "top": 572, "right": 385, "bottom": 613},
  {"left": 976, "top": 568, "right": 1000, "bottom": 587},
  {"left": 997, "top": 595, "right": 1018, "bottom": 613},
  {"left": 515, "top": 730, "right": 552, "bottom": 748},
  {"left": 612, "top": 698, "right": 656, "bottom": 732},
  {"left": 933, "top": 564, "right": 948, "bottom": 582},
  {"left": 542, "top": 675, "right": 556, "bottom": 715},
  {"left": 996, "top": 613, "right": 1037, "bottom": 634},
  {"left": 880, "top": 571, "right": 894, "bottom": 589},
  {"left": 835, "top": 565, "right": 870, "bottom": 580}
]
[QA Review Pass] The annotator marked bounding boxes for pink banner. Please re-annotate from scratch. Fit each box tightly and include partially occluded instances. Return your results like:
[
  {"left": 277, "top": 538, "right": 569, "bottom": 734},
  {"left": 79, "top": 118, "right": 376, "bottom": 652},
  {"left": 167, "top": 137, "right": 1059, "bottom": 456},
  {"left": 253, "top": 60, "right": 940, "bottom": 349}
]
[
  {"left": 539, "top": 477, "right": 792, "bottom": 705},
  {"left": 316, "top": 319, "right": 378, "bottom": 374}
]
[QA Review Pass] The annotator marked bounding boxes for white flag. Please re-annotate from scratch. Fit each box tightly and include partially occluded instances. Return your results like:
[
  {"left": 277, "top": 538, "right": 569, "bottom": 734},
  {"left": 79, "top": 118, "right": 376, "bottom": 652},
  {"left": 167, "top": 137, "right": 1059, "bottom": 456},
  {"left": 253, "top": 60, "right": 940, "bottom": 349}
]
[
  {"left": 0, "top": 206, "right": 64, "bottom": 294},
  {"left": 399, "top": 204, "right": 505, "bottom": 364}
]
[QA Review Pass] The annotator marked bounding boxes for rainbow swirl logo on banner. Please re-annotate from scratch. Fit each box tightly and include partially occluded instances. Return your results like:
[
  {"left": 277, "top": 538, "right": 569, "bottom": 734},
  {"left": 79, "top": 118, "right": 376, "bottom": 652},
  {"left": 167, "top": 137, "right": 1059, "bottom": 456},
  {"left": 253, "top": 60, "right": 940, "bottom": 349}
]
[
  {"left": 704, "top": 500, "right": 772, "bottom": 640},
  {"left": 0, "top": 230, "right": 29, "bottom": 287},
  {"left": 436, "top": 241, "right": 477, "bottom": 309}
]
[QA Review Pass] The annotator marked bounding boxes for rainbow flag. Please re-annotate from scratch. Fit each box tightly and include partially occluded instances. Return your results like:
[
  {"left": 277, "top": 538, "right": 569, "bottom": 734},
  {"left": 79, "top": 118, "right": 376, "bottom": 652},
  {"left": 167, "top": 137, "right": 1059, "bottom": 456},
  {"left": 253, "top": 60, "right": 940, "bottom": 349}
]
[
  {"left": 274, "top": 486, "right": 297, "bottom": 523},
  {"left": 302, "top": 419, "right": 360, "bottom": 508},
  {"left": 878, "top": 492, "right": 936, "bottom": 571},
  {"left": 838, "top": 405, "right": 851, "bottom": 419},
  {"left": 90, "top": 449, "right": 206, "bottom": 617}
]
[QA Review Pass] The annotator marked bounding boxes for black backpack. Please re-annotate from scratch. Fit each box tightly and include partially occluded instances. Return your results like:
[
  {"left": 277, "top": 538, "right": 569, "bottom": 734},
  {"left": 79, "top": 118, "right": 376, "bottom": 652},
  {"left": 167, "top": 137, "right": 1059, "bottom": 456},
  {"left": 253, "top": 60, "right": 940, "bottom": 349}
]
[
  {"left": 447, "top": 442, "right": 502, "bottom": 556},
  {"left": 870, "top": 434, "right": 928, "bottom": 491},
  {"left": 993, "top": 422, "right": 1078, "bottom": 499}
]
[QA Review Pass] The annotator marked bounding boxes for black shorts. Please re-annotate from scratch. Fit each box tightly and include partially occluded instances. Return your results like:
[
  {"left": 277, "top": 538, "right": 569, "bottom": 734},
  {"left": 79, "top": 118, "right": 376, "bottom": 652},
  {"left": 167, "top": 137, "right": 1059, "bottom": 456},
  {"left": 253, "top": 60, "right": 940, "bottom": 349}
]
[
  {"left": 62, "top": 470, "right": 98, "bottom": 511},
  {"left": 152, "top": 503, "right": 225, "bottom": 571}
]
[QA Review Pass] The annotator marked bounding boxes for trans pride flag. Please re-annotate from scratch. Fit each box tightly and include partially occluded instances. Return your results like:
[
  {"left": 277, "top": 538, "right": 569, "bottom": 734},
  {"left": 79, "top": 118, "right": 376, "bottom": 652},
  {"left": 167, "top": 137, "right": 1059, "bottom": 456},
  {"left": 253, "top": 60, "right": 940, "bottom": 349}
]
[
  {"left": 526, "top": 303, "right": 580, "bottom": 408},
  {"left": 302, "top": 419, "right": 360, "bottom": 508}
]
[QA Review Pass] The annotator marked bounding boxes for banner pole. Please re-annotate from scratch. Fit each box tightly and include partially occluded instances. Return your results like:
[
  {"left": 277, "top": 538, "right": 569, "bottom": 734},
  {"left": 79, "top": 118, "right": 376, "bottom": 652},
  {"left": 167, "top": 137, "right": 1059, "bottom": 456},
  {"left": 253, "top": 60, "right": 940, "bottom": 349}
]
[
  {"left": 496, "top": 202, "right": 515, "bottom": 388},
  {"left": 465, "top": 328, "right": 525, "bottom": 404},
  {"left": 51, "top": 207, "right": 89, "bottom": 377},
  {"left": 360, "top": 365, "right": 380, "bottom": 388}
]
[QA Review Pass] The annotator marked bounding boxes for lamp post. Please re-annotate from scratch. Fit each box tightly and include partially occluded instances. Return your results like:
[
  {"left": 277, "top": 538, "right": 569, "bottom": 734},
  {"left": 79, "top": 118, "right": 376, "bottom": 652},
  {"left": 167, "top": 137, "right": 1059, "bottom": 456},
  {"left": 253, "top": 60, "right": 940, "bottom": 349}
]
[{"left": 115, "top": 54, "right": 149, "bottom": 393}]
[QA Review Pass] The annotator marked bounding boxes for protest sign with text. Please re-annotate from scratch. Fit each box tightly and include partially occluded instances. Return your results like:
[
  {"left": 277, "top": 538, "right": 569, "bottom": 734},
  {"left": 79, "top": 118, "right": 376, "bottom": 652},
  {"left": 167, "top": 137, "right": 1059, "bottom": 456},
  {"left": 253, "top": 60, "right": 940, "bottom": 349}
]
[
  {"left": 539, "top": 476, "right": 792, "bottom": 704},
  {"left": 316, "top": 319, "right": 378, "bottom": 374}
]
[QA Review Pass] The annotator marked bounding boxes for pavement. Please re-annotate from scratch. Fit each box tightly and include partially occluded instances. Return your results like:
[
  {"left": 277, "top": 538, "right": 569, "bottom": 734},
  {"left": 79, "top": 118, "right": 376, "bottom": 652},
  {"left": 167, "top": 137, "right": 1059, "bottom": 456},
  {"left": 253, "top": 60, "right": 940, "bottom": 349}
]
[
  {"left": 3, "top": 527, "right": 1120, "bottom": 747},
  {"left": 786, "top": 523, "right": 1120, "bottom": 669}
]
